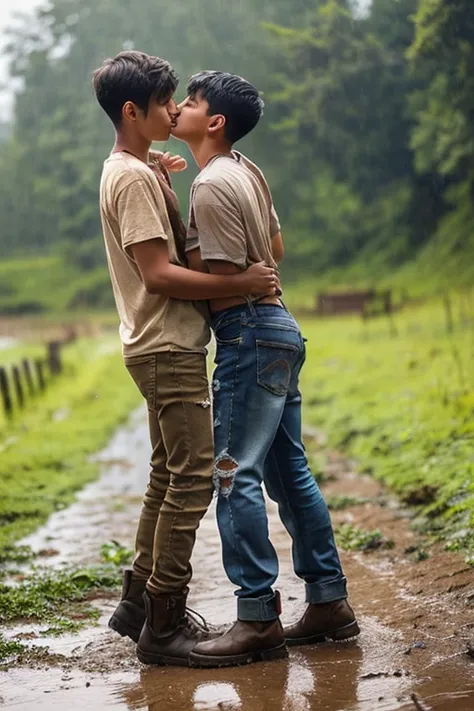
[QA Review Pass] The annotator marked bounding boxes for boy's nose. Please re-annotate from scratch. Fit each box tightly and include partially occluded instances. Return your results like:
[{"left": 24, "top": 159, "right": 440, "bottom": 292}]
[{"left": 169, "top": 98, "right": 179, "bottom": 114}]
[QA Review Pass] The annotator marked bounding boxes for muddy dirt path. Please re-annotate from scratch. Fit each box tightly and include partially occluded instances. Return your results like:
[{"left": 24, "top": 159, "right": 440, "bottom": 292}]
[{"left": 1, "top": 411, "right": 473, "bottom": 710}]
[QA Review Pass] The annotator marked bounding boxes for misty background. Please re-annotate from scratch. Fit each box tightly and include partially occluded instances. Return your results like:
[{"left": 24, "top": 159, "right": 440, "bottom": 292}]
[{"left": 0, "top": 0, "right": 471, "bottom": 315}]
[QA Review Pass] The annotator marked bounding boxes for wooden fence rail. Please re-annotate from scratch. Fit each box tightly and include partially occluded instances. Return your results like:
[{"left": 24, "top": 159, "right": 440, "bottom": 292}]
[
  {"left": 0, "top": 341, "right": 63, "bottom": 419},
  {"left": 315, "top": 289, "right": 399, "bottom": 337}
]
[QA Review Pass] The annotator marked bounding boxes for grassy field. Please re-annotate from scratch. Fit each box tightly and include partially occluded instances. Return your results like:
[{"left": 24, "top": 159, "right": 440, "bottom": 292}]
[
  {"left": 1, "top": 295, "right": 472, "bottom": 562},
  {"left": 0, "top": 299, "right": 473, "bottom": 661},
  {"left": 0, "top": 337, "right": 141, "bottom": 555},
  {"left": 298, "top": 301, "right": 474, "bottom": 558}
]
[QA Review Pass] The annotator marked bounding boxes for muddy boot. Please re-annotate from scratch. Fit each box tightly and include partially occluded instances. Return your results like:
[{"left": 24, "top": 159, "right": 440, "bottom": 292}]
[
  {"left": 189, "top": 618, "right": 288, "bottom": 668},
  {"left": 284, "top": 599, "right": 360, "bottom": 647},
  {"left": 137, "top": 590, "right": 212, "bottom": 666},
  {"left": 108, "top": 568, "right": 146, "bottom": 643}
]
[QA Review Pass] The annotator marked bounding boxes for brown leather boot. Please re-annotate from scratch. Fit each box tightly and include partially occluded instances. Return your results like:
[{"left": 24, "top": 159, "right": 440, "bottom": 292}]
[
  {"left": 284, "top": 599, "right": 360, "bottom": 646},
  {"left": 108, "top": 568, "right": 146, "bottom": 643},
  {"left": 189, "top": 618, "right": 288, "bottom": 668},
  {"left": 137, "top": 590, "right": 213, "bottom": 666}
]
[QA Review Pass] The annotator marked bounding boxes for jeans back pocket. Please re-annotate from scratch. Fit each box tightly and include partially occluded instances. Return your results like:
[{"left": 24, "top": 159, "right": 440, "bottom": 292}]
[{"left": 256, "top": 339, "right": 300, "bottom": 396}]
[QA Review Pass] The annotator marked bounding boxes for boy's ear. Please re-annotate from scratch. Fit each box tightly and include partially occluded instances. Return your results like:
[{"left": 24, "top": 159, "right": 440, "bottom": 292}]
[
  {"left": 123, "top": 101, "right": 138, "bottom": 122},
  {"left": 208, "top": 114, "right": 226, "bottom": 134}
]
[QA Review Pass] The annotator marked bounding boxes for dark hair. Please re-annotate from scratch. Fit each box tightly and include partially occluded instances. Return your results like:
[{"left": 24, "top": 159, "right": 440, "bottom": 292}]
[
  {"left": 187, "top": 71, "right": 264, "bottom": 143},
  {"left": 92, "top": 51, "right": 178, "bottom": 126}
]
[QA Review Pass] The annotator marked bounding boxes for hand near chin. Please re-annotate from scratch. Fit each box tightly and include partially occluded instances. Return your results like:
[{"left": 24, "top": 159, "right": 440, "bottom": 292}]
[{"left": 149, "top": 150, "right": 187, "bottom": 173}]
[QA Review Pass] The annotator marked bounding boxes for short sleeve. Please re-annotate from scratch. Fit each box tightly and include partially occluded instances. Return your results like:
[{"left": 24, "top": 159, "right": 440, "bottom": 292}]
[
  {"left": 270, "top": 204, "right": 281, "bottom": 237},
  {"left": 192, "top": 183, "right": 247, "bottom": 269},
  {"left": 115, "top": 178, "right": 168, "bottom": 256}
]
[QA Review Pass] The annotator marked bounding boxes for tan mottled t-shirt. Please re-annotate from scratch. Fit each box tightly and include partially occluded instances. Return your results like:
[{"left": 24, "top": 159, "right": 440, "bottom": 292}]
[
  {"left": 99, "top": 152, "right": 209, "bottom": 357},
  {"left": 186, "top": 151, "right": 280, "bottom": 270}
]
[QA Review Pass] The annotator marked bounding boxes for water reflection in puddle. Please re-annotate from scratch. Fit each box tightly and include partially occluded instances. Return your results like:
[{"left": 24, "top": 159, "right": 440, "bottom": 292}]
[{"left": 4, "top": 635, "right": 473, "bottom": 711}]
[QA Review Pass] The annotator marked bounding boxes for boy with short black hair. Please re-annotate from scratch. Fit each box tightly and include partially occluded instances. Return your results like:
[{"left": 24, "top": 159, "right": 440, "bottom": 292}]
[{"left": 173, "top": 70, "right": 359, "bottom": 668}]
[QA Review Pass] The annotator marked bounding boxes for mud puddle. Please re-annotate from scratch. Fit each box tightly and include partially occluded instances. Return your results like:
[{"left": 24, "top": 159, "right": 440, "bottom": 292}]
[{"left": 1, "top": 413, "right": 473, "bottom": 710}]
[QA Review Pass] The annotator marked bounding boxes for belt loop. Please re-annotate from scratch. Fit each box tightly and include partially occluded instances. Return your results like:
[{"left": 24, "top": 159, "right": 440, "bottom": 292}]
[{"left": 245, "top": 296, "right": 257, "bottom": 320}]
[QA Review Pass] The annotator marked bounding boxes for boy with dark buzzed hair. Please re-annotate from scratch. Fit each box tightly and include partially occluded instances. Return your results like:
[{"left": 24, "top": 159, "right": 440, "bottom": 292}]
[
  {"left": 93, "top": 52, "right": 279, "bottom": 666},
  {"left": 173, "top": 70, "right": 359, "bottom": 668}
]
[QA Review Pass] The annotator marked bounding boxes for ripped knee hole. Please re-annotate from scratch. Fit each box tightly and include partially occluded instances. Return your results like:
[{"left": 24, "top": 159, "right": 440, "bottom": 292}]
[{"left": 213, "top": 454, "right": 238, "bottom": 495}]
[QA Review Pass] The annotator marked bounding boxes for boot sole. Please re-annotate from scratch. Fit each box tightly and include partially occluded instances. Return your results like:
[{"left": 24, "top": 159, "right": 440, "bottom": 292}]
[
  {"left": 286, "top": 620, "right": 360, "bottom": 647},
  {"left": 108, "top": 613, "right": 144, "bottom": 644},
  {"left": 189, "top": 643, "right": 288, "bottom": 669},
  {"left": 136, "top": 647, "right": 191, "bottom": 667}
]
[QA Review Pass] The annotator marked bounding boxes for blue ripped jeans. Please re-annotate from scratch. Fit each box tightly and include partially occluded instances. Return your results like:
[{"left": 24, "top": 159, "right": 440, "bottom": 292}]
[{"left": 211, "top": 303, "right": 347, "bottom": 622}]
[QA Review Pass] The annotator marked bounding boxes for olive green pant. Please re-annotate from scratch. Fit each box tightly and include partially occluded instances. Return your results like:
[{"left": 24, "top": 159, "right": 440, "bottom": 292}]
[{"left": 125, "top": 352, "right": 214, "bottom": 596}]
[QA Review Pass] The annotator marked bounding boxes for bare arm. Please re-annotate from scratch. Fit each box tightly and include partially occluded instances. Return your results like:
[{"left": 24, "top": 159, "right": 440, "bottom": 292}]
[
  {"left": 272, "top": 231, "right": 284, "bottom": 264},
  {"left": 206, "top": 259, "right": 241, "bottom": 276},
  {"left": 131, "top": 239, "right": 278, "bottom": 300},
  {"left": 187, "top": 247, "right": 208, "bottom": 274}
]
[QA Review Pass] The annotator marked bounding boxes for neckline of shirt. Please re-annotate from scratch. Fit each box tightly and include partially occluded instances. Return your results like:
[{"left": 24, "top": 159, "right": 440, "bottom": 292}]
[{"left": 204, "top": 150, "right": 242, "bottom": 169}]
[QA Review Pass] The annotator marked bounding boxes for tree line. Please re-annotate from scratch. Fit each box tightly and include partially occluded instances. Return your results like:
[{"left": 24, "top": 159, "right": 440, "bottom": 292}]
[{"left": 0, "top": 0, "right": 472, "bottom": 309}]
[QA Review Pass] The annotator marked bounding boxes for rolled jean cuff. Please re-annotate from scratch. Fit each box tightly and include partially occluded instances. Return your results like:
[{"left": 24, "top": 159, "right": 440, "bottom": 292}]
[
  {"left": 305, "top": 576, "right": 347, "bottom": 604},
  {"left": 237, "top": 592, "right": 279, "bottom": 621}
]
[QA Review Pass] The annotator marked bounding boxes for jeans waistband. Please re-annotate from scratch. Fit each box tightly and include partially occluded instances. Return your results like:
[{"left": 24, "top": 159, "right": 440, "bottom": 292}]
[{"left": 211, "top": 301, "right": 289, "bottom": 329}]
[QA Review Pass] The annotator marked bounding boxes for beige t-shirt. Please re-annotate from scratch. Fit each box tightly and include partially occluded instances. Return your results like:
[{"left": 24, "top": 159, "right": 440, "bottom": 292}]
[
  {"left": 186, "top": 151, "right": 280, "bottom": 269},
  {"left": 99, "top": 152, "right": 210, "bottom": 357}
]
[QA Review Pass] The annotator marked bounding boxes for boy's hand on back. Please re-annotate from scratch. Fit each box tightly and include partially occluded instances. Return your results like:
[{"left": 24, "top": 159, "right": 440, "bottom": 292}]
[
  {"left": 241, "top": 261, "right": 280, "bottom": 296},
  {"left": 149, "top": 150, "right": 187, "bottom": 173}
]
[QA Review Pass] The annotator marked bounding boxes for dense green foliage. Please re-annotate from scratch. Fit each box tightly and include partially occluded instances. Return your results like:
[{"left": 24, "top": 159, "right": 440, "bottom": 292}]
[
  {"left": 300, "top": 302, "right": 474, "bottom": 557},
  {"left": 0, "top": 0, "right": 473, "bottom": 312}
]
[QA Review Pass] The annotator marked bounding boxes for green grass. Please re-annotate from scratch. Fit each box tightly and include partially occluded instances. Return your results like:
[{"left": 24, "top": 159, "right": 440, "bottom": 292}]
[
  {"left": 0, "top": 565, "right": 121, "bottom": 624},
  {"left": 0, "top": 562, "right": 125, "bottom": 662},
  {"left": 99, "top": 540, "right": 133, "bottom": 567},
  {"left": 0, "top": 342, "right": 46, "bottom": 368},
  {"left": 0, "top": 337, "right": 141, "bottom": 553},
  {"left": 335, "top": 524, "right": 394, "bottom": 552},
  {"left": 326, "top": 495, "right": 370, "bottom": 511},
  {"left": 0, "top": 635, "right": 25, "bottom": 662},
  {"left": 0, "top": 256, "right": 114, "bottom": 316},
  {"left": 299, "top": 300, "right": 474, "bottom": 555}
]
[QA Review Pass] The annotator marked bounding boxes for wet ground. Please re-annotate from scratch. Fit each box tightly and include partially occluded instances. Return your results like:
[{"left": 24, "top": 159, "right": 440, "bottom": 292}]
[{"left": 1, "top": 410, "right": 473, "bottom": 710}]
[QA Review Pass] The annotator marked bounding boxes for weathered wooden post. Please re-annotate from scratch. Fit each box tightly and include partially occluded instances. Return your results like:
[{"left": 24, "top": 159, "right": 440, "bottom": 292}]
[
  {"left": 0, "top": 367, "right": 13, "bottom": 417},
  {"left": 22, "top": 359, "right": 35, "bottom": 396},
  {"left": 35, "top": 359, "right": 46, "bottom": 391},
  {"left": 12, "top": 365, "right": 25, "bottom": 408},
  {"left": 47, "top": 341, "right": 62, "bottom": 375}
]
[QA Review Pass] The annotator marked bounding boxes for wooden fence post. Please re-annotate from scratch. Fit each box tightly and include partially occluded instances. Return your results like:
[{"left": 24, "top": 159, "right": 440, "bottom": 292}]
[
  {"left": 12, "top": 365, "right": 25, "bottom": 408},
  {"left": 22, "top": 359, "right": 35, "bottom": 396},
  {"left": 0, "top": 367, "right": 13, "bottom": 417},
  {"left": 35, "top": 359, "right": 46, "bottom": 391},
  {"left": 47, "top": 341, "right": 62, "bottom": 375}
]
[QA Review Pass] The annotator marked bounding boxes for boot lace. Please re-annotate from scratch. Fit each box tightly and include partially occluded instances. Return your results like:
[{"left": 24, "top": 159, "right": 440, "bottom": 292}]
[{"left": 184, "top": 606, "right": 210, "bottom": 634}]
